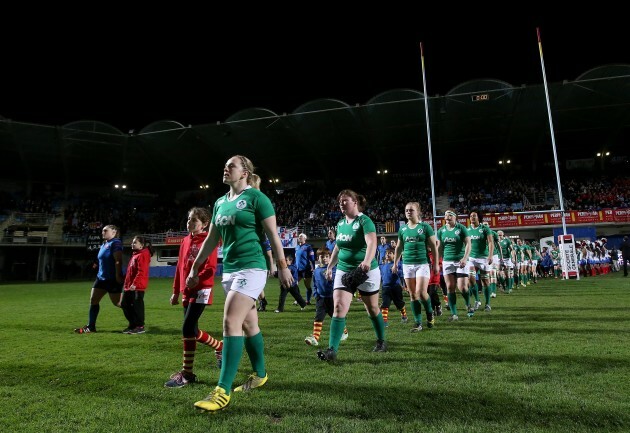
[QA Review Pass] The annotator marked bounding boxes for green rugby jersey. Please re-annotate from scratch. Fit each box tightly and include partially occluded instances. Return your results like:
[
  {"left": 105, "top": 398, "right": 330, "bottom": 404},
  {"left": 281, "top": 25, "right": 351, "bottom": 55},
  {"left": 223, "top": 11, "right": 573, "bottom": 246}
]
[
  {"left": 498, "top": 238, "right": 513, "bottom": 260},
  {"left": 437, "top": 223, "right": 469, "bottom": 262},
  {"left": 212, "top": 187, "right": 274, "bottom": 273},
  {"left": 491, "top": 229, "right": 500, "bottom": 255},
  {"left": 467, "top": 224, "right": 492, "bottom": 259},
  {"left": 335, "top": 213, "right": 378, "bottom": 272},
  {"left": 397, "top": 221, "right": 435, "bottom": 265}
]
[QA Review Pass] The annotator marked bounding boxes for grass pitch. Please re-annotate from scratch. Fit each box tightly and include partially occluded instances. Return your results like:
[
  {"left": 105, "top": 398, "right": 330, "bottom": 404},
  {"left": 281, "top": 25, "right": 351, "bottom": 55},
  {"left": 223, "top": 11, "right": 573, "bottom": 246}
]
[{"left": 0, "top": 273, "right": 628, "bottom": 432}]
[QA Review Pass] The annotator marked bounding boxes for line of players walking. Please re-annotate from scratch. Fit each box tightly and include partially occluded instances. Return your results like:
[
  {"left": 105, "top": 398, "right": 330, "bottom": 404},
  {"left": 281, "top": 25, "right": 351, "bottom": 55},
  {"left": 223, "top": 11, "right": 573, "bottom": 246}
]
[
  {"left": 282, "top": 205, "right": 547, "bottom": 349},
  {"left": 71, "top": 155, "right": 615, "bottom": 415}
]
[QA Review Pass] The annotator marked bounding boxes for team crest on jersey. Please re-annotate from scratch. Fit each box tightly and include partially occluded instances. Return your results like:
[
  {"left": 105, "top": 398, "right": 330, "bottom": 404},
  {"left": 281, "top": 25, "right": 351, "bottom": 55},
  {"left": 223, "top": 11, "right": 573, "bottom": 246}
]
[
  {"left": 352, "top": 222, "right": 359, "bottom": 230},
  {"left": 417, "top": 228, "right": 424, "bottom": 235},
  {"left": 454, "top": 230, "right": 460, "bottom": 235},
  {"left": 236, "top": 199, "right": 247, "bottom": 210}
]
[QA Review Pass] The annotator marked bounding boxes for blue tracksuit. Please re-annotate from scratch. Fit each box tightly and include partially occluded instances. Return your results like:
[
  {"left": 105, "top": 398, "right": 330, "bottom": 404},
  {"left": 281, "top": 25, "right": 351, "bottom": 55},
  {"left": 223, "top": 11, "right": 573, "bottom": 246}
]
[
  {"left": 276, "top": 263, "right": 306, "bottom": 311},
  {"left": 312, "top": 264, "right": 336, "bottom": 321},
  {"left": 379, "top": 261, "right": 405, "bottom": 310}
]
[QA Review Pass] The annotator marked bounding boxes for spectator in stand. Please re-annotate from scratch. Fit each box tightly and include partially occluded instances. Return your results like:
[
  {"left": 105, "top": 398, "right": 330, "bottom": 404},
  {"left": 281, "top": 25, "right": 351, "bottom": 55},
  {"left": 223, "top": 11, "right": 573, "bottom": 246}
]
[
  {"left": 121, "top": 236, "right": 154, "bottom": 334},
  {"left": 74, "top": 224, "right": 123, "bottom": 334},
  {"left": 164, "top": 207, "right": 221, "bottom": 388}
]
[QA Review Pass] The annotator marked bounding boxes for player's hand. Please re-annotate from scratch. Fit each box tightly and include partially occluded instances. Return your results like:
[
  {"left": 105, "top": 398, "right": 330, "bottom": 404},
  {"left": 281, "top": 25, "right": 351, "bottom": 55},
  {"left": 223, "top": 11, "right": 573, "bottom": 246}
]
[
  {"left": 186, "top": 271, "right": 199, "bottom": 289},
  {"left": 279, "top": 267, "right": 294, "bottom": 288},
  {"left": 170, "top": 294, "right": 179, "bottom": 306},
  {"left": 325, "top": 267, "right": 333, "bottom": 281}
]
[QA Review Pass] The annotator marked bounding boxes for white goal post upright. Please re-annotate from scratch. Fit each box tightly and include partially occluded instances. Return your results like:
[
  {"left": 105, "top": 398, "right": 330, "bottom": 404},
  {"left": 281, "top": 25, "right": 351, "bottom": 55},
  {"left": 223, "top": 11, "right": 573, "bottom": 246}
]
[
  {"left": 418, "top": 30, "right": 588, "bottom": 255},
  {"left": 419, "top": 42, "right": 438, "bottom": 233},
  {"left": 537, "top": 27, "right": 568, "bottom": 236}
]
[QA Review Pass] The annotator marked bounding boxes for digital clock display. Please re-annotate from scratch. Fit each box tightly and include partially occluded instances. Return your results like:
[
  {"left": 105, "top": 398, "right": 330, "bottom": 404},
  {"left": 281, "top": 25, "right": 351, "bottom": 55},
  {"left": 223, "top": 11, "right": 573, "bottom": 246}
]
[{"left": 471, "top": 93, "right": 490, "bottom": 101}]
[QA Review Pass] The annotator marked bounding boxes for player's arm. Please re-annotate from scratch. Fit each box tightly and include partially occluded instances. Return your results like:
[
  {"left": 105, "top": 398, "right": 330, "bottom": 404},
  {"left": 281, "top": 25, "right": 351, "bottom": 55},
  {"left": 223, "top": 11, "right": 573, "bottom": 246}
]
[
  {"left": 393, "top": 238, "right": 403, "bottom": 272},
  {"left": 326, "top": 245, "right": 340, "bottom": 280},
  {"left": 261, "top": 215, "right": 293, "bottom": 288},
  {"left": 460, "top": 236, "right": 471, "bottom": 267},
  {"left": 361, "top": 231, "right": 377, "bottom": 272},
  {"left": 428, "top": 234, "right": 439, "bottom": 275}
]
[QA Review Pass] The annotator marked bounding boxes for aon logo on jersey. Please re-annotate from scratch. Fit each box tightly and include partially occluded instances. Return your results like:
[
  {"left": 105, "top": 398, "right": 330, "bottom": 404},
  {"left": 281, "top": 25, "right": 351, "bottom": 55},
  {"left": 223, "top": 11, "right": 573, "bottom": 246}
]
[
  {"left": 443, "top": 236, "right": 457, "bottom": 243},
  {"left": 337, "top": 234, "right": 353, "bottom": 242},
  {"left": 215, "top": 214, "right": 236, "bottom": 226}
]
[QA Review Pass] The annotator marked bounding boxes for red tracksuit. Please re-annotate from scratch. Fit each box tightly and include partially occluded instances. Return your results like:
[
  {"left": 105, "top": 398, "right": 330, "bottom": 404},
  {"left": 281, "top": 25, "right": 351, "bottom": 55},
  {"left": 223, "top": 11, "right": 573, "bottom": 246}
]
[
  {"left": 124, "top": 248, "right": 151, "bottom": 291},
  {"left": 173, "top": 232, "right": 218, "bottom": 306}
]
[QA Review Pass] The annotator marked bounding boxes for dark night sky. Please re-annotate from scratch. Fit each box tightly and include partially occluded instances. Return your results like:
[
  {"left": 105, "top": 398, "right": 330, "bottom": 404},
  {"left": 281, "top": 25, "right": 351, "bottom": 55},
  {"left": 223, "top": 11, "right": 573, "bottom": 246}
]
[{"left": 2, "top": 10, "right": 628, "bottom": 132}]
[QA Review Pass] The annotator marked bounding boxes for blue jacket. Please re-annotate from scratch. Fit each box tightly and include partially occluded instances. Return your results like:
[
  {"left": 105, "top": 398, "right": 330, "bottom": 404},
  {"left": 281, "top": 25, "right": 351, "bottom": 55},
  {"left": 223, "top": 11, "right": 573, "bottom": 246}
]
[
  {"left": 379, "top": 261, "right": 404, "bottom": 288},
  {"left": 313, "top": 264, "right": 335, "bottom": 298},
  {"left": 295, "top": 243, "right": 315, "bottom": 271},
  {"left": 541, "top": 252, "right": 554, "bottom": 268},
  {"left": 97, "top": 238, "right": 123, "bottom": 281},
  {"left": 376, "top": 244, "right": 389, "bottom": 263}
]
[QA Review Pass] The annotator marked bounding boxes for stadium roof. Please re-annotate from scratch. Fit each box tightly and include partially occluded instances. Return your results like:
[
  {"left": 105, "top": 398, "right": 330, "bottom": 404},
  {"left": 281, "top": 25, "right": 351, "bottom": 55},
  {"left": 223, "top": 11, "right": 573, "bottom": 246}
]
[{"left": 1, "top": 64, "right": 629, "bottom": 193}]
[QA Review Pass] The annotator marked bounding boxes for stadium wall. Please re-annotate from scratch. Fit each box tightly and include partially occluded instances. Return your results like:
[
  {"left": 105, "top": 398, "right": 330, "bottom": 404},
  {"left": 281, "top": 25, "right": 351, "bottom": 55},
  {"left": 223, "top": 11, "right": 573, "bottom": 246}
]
[{"left": 1, "top": 220, "right": 628, "bottom": 283}]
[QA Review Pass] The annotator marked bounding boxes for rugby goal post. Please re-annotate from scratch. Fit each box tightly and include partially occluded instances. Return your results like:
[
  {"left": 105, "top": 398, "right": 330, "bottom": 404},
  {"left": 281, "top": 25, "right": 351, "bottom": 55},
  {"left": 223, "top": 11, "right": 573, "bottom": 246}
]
[{"left": 558, "top": 234, "right": 580, "bottom": 280}]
